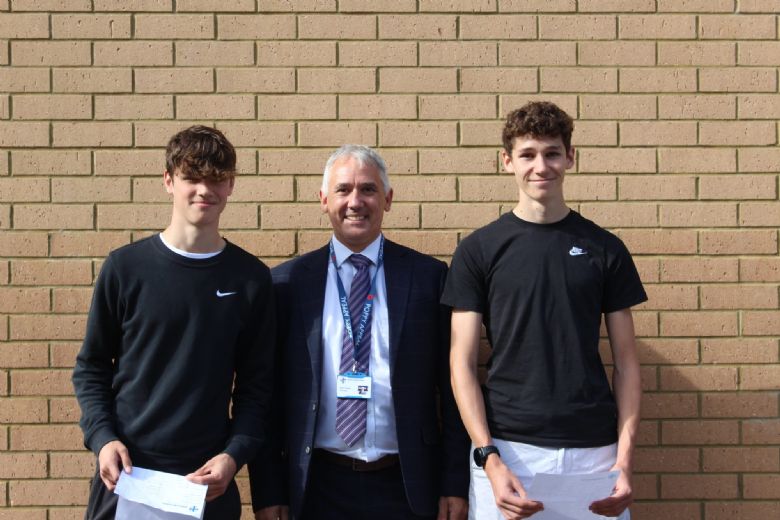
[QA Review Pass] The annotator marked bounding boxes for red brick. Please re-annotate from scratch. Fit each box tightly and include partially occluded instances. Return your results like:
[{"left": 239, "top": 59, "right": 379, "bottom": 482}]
[
  {"left": 703, "top": 447, "right": 778, "bottom": 472},
  {"left": 0, "top": 343, "right": 48, "bottom": 368},
  {"left": 743, "top": 312, "right": 780, "bottom": 336},
  {"left": 9, "top": 479, "right": 88, "bottom": 506},
  {"left": 631, "top": 502, "right": 701, "bottom": 520},
  {"left": 51, "top": 231, "right": 130, "bottom": 258},
  {"left": 701, "top": 338, "right": 778, "bottom": 364},
  {"left": 51, "top": 342, "right": 80, "bottom": 369},
  {"left": 379, "top": 68, "right": 457, "bottom": 93},
  {"left": 0, "top": 452, "right": 47, "bottom": 478},
  {"left": 738, "top": 94, "right": 780, "bottom": 119},
  {"left": 701, "top": 230, "right": 777, "bottom": 255},
  {"left": 740, "top": 258, "right": 780, "bottom": 282},
  {"left": 659, "top": 94, "right": 736, "bottom": 119},
  {"left": 299, "top": 122, "right": 376, "bottom": 147},
  {"left": 11, "top": 260, "right": 92, "bottom": 286},
  {"left": 634, "top": 447, "right": 700, "bottom": 472},
  {"left": 48, "top": 451, "right": 93, "bottom": 479},
  {"left": 740, "top": 202, "right": 780, "bottom": 227},
  {"left": 659, "top": 147, "right": 736, "bottom": 174},
  {"left": 421, "top": 203, "right": 499, "bottom": 229},
  {"left": 660, "top": 366, "right": 738, "bottom": 391},
  {"left": 661, "top": 311, "right": 738, "bottom": 338},
  {"left": 660, "top": 202, "right": 737, "bottom": 227},
  {"left": 0, "top": 398, "right": 47, "bottom": 424},
  {"left": 382, "top": 231, "right": 457, "bottom": 256},
  {"left": 661, "top": 257, "right": 737, "bottom": 282},
  {"left": 740, "top": 365, "right": 780, "bottom": 390},
  {"left": 49, "top": 396, "right": 80, "bottom": 423},
  {"left": 9, "top": 424, "right": 82, "bottom": 451},
  {"left": 639, "top": 283, "right": 698, "bottom": 310},
  {"left": 743, "top": 419, "right": 780, "bottom": 445},
  {"left": 701, "top": 284, "right": 777, "bottom": 310},
  {"left": 52, "top": 288, "right": 92, "bottom": 313},
  {"left": 0, "top": 232, "right": 48, "bottom": 257},
  {"left": 735, "top": 138, "right": 780, "bottom": 172},
  {"left": 0, "top": 288, "right": 48, "bottom": 314},
  {"left": 617, "top": 230, "right": 697, "bottom": 256},
  {"left": 743, "top": 474, "right": 780, "bottom": 499},
  {"left": 635, "top": 338, "right": 699, "bottom": 364},
  {"left": 378, "top": 14, "right": 456, "bottom": 40},
  {"left": 10, "top": 315, "right": 87, "bottom": 341},
  {"left": 662, "top": 474, "right": 738, "bottom": 499},
  {"left": 641, "top": 393, "right": 698, "bottom": 419},
  {"left": 379, "top": 122, "right": 456, "bottom": 147},
  {"left": 579, "top": 202, "right": 657, "bottom": 227},
  {"left": 702, "top": 392, "right": 778, "bottom": 418},
  {"left": 663, "top": 419, "right": 739, "bottom": 445}
]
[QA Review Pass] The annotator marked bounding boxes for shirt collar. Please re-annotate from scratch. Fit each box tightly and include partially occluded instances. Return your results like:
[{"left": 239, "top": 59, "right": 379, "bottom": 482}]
[{"left": 331, "top": 234, "right": 383, "bottom": 269}]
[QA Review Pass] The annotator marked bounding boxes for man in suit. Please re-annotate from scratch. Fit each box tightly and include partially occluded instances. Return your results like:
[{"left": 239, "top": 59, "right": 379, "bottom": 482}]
[{"left": 249, "top": 145, "right": 469, "bottom": 520}]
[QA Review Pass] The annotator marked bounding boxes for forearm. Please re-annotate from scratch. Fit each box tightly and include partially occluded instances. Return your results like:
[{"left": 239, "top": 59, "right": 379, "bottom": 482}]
[
  {"left": 612, "top": 360, "right": 640, "bottom": 471},
  {"left": 606, "top": 308, "right": 642, "bottom": 473},
  {"left": 450, "top": 310, "right": 492, "bottom": 447}
]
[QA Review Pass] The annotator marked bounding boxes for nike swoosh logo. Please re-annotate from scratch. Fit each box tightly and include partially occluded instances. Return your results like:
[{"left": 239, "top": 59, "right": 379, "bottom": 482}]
[
  {"left": 216, "top": 290, "right": 237, "bottom": 297},
  {"left": 569, "top": 247, "right": 587, "bottom": 256}
]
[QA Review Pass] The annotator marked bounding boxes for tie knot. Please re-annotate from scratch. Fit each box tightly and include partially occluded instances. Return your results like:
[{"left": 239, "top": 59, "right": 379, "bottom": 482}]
[{"left": 349, "top": 254, "right": 372, "bottom": 270}]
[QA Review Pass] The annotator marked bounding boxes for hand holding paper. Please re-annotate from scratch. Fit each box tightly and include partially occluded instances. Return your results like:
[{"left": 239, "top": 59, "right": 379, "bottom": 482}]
[{"left": 185, "top": 453, "right": 237, "bottom": 501}]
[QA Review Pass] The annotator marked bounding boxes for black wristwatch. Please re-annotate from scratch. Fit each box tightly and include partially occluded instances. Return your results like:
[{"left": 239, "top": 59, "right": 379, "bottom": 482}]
[{"left": 473, "top": 445, "right": 500, "bottom": 468}]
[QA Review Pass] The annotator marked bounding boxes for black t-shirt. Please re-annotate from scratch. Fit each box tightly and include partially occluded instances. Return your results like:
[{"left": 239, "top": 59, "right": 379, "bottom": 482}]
[{"left": 441, "top": 210, "right": 647, "bottom": 447}]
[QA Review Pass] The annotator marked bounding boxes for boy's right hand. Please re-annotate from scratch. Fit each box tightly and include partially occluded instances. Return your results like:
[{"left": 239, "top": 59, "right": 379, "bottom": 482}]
[
  {"left": 484, "top": 456, "right": 544, "bottom": 520},
  {"left": 98, "top": 439, "right": 133, "bottom": 491}
]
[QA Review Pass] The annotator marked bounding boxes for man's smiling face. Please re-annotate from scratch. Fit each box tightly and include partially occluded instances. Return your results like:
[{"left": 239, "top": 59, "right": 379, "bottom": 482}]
[{"left": 320, "top": 156, "right": 393, "bottom": 252}]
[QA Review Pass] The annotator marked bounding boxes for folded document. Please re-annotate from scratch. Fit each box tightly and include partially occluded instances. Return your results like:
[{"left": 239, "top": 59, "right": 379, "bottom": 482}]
[{"left": 114, "top": 466, "right": 208, "bottom": 520}]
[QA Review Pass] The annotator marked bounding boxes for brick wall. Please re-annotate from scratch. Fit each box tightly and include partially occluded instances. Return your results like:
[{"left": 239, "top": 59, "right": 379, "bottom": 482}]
[{"left": 0, "top": 1, "right": 778, "bottom": 519}]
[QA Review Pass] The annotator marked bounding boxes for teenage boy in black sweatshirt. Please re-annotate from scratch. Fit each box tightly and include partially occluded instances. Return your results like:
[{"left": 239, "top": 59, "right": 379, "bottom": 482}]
[{"left": 73, "top": 125, "right": 275, "bottom": 520}]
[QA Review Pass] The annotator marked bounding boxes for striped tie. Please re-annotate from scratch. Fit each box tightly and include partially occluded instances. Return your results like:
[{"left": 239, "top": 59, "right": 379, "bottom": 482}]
[{"left": 335, "top": 253, "right": 372, "bottom": 447}]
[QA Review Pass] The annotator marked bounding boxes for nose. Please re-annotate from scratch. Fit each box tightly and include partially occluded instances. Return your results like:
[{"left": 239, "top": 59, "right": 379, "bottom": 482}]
[
  {"left": 347, "top": 187, "right": 363, "bottom": 208},
  {"left": 532, "top": 155, "right": 549, "bottom": 176}
]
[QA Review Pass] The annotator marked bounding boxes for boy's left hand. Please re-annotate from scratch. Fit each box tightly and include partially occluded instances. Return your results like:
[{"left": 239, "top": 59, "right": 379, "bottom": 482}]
[
  {"left": 186, "top": 453, "right": 237, "bottom": 501},
  {"left": 589, "top": 468, "right": 633, "bottom": 517}
]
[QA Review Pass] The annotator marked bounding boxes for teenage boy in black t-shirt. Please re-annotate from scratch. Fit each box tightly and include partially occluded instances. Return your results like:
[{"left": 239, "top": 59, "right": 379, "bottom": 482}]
[
  {"left": 443, "top": 102, "right": 646, "bottom": 520},
  {"left": 72, "top": 126, "right": 275, "bottom": 520}
]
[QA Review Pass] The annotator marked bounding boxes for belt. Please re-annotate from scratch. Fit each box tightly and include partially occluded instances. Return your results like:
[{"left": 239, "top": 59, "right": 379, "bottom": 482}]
[{"left": 314, "top": 449, "right": 399, "bottom": 472}]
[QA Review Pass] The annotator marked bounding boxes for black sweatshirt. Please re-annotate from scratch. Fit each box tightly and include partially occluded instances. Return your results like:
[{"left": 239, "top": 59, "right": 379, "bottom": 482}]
[{"left": 72, "top": 235, "right": 275, "bottom": 470}]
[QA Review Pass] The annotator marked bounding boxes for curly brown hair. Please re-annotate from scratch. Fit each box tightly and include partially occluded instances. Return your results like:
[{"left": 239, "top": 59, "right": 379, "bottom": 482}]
[
  {"left": 165, "top": 125, "right": 236, "bottom": 182},
  {"left": 502, "top": 101, "right": 574, "bottom": 154}
]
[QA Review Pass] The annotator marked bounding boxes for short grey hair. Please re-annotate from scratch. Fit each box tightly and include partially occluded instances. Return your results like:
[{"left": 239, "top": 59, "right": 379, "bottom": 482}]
[{"left": 321, "top": 144, "right": 391, "bottom": 193}]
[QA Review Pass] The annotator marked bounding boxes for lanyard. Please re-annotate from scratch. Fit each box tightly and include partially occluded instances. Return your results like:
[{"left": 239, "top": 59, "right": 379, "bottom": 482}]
[{"left": 329, "top": 236, "right": 384, "bottom": 368}]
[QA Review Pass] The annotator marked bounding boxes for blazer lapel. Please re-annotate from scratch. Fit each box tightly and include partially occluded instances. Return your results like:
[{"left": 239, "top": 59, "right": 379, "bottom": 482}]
[
  {"left": 297, "top": 245, "right": 329, "bottom": 392},
  {"left": 383, "top": 240, "right": 411, "bottom": 376}
]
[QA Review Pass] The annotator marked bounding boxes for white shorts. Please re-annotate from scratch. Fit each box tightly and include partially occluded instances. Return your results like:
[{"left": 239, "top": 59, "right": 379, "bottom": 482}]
[{"left": 469, "top": 439, "right": 631, "bottom": 520}]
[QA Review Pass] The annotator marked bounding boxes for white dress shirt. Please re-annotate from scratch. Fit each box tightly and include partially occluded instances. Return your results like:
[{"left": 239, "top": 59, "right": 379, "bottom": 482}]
[{"left": 314, "top": 233, "right": 398, "bottom": 461}]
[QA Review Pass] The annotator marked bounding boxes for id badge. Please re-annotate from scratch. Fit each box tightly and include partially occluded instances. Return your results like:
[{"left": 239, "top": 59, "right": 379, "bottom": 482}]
[{"left": 336, "top": 371, "right": 372, "bottom": 399}]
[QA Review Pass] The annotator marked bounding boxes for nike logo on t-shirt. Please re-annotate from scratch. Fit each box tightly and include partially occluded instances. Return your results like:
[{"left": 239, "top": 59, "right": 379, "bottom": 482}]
[
  {"left": 569, "top": 247, "right": 587, "bottom": 256},
  {"left": 216, "top": 290, "right": 237, "bottom": 297}
]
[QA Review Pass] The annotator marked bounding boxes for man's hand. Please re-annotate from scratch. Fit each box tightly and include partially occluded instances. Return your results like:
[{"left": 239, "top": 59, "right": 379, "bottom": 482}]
[
  {"left": 97, "top": 439, "right": 133, "bottom": 491},
  {"left": 437, "top": 496, "right": 468, "bottom": 520},
  {"left": 484, "top": 457, "right": 543, "bottom": 520},
  {"left": 186, "top": 453, "right": 238, "bottom": 502},
  {"left": 589, "top": 467, "right": 633, "bottom": 517},
  {"left": 255, "top": 505, "right": 289, "bottom": 520}
]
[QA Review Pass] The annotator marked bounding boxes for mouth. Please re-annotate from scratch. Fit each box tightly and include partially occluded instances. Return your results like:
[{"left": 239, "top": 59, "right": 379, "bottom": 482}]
[{"left": 345, "top": 214, "right": 367, "bottom": 221}]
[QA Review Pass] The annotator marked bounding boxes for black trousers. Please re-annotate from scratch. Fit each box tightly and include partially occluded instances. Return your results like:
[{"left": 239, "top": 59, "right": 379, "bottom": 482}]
[
  {"left": 299, "top": 451, "right": 435, "bottom": 520},
  {"left": 85, "top": 464, "right": 241, "bottom": 520}
]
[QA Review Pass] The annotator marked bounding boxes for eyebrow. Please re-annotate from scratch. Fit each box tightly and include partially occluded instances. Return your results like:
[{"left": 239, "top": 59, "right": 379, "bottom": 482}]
[{"left": 334, "top": 181, "right": 378, "bottom": 190}]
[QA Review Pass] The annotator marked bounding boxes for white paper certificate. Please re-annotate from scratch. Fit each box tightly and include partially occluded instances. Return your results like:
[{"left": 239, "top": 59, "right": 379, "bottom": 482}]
[
  {"left": 114, "top": 466, "right": 208, "bottom": 520},
  {"left": 526, "top": 471, "right": 620, "bottom": 520}
]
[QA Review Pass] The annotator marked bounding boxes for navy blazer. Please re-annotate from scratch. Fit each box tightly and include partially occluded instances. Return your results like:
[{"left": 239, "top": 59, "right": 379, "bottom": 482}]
[{"left": 249, "top": 239, "right": 469, "bottom": 518}]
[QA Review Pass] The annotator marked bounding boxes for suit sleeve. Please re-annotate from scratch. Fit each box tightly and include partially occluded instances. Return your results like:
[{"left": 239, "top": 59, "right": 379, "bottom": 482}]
[
  {"left": 72, "top": 256, "right": 122, "bottom": 456},
  {"left": 223, "top": 264, "right": 277, "bottom": 470},
  {"left": 248, "top": 267, "right": 290, "bottom": 510},
  {"left": 436, "top": 262, "right": 471, "bottom": 498}
]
